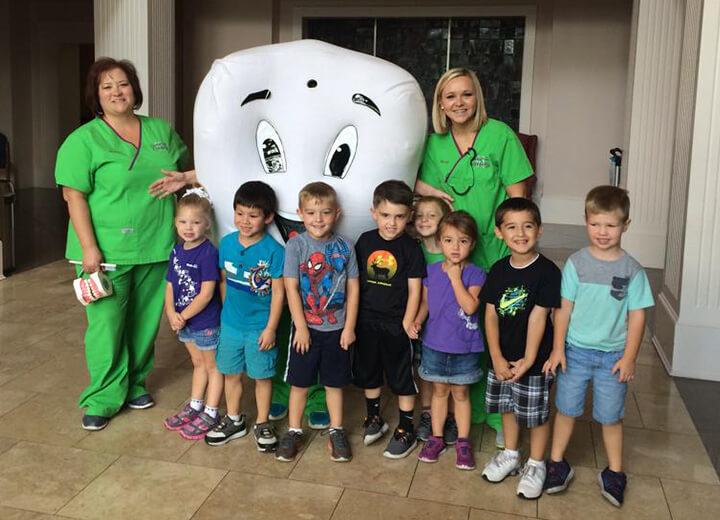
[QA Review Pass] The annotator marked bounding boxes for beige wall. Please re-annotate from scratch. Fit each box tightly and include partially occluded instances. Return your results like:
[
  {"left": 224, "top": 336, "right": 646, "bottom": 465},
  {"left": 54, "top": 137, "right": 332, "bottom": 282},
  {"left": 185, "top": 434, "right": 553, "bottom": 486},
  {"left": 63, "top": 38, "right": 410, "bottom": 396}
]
[
  {"left": 179, "top": 0, "right": 273, "bottom": 144},
  {"left": 179, "top": 0, "right": 632, "bottom": 223}
]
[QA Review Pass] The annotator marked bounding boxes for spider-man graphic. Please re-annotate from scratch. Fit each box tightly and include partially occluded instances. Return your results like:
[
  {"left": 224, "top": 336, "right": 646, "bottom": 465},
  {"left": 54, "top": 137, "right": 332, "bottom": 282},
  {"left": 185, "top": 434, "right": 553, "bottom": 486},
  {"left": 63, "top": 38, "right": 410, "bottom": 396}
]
[{"left": 299, "top": 242, "right": 349, "bottom": 325}]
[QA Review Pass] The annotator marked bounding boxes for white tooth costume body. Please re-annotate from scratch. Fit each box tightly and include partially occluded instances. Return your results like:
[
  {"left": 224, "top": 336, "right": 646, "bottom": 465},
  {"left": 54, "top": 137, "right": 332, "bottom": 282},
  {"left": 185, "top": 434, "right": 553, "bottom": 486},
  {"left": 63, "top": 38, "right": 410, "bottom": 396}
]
[{"left": 193, "top": 39, "right": 427, "bottom": 415}]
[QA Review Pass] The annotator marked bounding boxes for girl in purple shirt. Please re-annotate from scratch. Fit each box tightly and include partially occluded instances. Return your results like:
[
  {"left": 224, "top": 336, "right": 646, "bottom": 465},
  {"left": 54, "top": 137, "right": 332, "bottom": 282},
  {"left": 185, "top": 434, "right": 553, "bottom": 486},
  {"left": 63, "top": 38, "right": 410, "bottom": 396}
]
[
  {"left": 410, "top": 211, "right": 486, "bottom": 470},
  {"left": 162, "top": 189, "right": 223, "bottom": 439}
]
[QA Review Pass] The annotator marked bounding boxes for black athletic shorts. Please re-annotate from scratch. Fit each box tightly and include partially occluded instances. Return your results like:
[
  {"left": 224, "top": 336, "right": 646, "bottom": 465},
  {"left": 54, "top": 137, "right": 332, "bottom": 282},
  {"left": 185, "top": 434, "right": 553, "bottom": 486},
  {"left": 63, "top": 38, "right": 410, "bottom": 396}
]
[
  {"left": 284, "top": 328, "right": 351, "bottom": 388},
  {"left": 352, "top": 320, "right": 418, "bottom": 396}
]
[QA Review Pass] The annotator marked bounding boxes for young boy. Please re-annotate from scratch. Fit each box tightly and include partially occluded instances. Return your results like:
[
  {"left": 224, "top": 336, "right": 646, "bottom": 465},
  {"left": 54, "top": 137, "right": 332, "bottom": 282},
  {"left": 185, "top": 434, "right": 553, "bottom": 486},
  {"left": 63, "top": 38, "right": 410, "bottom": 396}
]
[
  {"left": 354, "top": 180, "right": 425, "bottom": 458},
  {"left": 480, "top": 197, "right": 561, "bottom": 499},
  {"left": 544, "top": 186, "right": 654, "bottom": 507},
  {"left": 205, "top": 181, "right": 285, "bottom": 451},
  {"left": 276, "top": 182, "right": 359, "bottom": 463}
]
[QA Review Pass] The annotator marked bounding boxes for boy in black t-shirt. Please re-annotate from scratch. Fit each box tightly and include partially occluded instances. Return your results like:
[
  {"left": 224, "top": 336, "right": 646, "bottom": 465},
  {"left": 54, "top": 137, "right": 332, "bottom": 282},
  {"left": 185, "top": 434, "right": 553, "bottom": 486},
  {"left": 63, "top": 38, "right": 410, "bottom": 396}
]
[
  {"left": 354, "top": 180, "right": 425, "bottom": 459},
  {"left": 480, "top": 198, "right": 561, "bottom": 500}
]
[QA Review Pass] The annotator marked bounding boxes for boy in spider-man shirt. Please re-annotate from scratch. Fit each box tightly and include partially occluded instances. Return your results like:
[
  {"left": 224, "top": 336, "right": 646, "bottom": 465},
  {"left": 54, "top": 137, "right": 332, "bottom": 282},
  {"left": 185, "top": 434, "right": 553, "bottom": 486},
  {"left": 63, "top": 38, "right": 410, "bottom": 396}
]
[{"left": 276, "top": 181, "right": 359, "bottom": 464}]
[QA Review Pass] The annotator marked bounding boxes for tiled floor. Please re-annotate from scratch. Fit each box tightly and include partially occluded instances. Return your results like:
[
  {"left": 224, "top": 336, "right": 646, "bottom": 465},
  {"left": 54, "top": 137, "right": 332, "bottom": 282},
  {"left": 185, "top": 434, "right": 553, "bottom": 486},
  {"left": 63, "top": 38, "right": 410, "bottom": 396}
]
[{"left": 0, "top": 260, "right": 719, "bottom": 519}]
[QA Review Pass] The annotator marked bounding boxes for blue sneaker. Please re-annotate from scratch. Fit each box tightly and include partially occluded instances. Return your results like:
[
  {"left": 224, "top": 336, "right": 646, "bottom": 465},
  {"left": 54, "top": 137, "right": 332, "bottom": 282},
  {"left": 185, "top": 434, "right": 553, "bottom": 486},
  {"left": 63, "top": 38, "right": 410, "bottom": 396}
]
[
  {"left": 599, "top": 467, "right": 627, "bottom": 507},
  {"left": 308, "top": 410, "right": 330, "bottom": 430},
  {"left": 544, "top": 459, "right": 574, "bottom": 494},
  {"left": 127, "top": 394, "right": 154, "bottom": 409},
  {"left": 269, "top": 403, "right": 288, "bottom": 421}
]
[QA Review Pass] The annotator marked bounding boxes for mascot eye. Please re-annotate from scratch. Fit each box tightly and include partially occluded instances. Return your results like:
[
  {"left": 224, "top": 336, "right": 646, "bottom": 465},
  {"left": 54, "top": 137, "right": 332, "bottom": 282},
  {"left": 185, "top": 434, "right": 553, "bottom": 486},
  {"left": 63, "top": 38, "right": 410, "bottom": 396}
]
[
  {"left": 323, "top": 125, "right": 357, "bottom": 179},
  {"left": 256, "top": 120, "right": 287, "bottom": 174}
]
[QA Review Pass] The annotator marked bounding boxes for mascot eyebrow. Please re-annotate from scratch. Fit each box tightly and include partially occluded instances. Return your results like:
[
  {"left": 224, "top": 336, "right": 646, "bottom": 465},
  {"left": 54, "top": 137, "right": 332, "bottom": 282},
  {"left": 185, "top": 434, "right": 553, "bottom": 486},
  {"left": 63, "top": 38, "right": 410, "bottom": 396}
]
[
  {"left": 240, "top": 88, "right": 380, "bottom": 117},
  {"left": 241, "top": 89, "right": 271, "bottom": 106}
]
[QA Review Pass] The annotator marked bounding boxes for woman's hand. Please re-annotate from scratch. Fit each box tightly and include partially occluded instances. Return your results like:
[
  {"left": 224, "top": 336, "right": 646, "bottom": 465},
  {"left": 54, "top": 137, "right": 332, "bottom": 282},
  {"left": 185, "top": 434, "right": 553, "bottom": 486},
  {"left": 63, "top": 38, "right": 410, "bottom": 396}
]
[
  {"left": 414, "top": 179, "right": 454, "bottom": 209},
  {"left": 149, "top": 169, "right": 196, "bottom": 199},
  {"left": 82, "top": 245, "right": 104, "bottom": 273}
]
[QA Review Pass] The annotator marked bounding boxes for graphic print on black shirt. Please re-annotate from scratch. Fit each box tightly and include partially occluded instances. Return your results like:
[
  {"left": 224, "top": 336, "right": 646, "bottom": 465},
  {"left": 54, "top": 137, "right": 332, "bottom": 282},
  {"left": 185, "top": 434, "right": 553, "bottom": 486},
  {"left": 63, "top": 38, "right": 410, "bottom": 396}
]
[
  {"left": 356, "top": 230, "right": 425, "bottom": 323},
  {"left": 480, "top": 254, "right": 561, "bottom": 375}
]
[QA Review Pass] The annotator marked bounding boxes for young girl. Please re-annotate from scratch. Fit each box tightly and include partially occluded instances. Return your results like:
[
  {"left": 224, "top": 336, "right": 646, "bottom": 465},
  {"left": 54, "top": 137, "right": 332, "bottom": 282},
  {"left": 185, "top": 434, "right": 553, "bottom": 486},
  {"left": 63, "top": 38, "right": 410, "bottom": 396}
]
[
  {"left": 411, "top": 211, "right": 486, "bottom": 470},
  {"left": 163, "top": 188, "right": 224, "bottom": 440},
  {"left": 413, "top": 196, "right": 452, "bottom": 442}
]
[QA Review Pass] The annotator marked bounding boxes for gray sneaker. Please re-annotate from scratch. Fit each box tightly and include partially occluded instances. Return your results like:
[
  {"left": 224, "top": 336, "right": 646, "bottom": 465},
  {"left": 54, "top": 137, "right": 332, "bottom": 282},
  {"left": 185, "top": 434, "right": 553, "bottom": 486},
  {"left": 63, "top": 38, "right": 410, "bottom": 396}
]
[
  {"left": 253, "top": 421, "right": 278, "bottom": 452},
  {"left": 416, "top": 411, "right": 432, "bottom": 442},
  {"left": 383, "top": 427, "right": 418, "bottom": 459},
  {"left": 327, "top": 428, "right": 352, "bottom": 462},
  {"left": 363, "top": 415, "right": 389, "bottom": 446},
  {"left": 443, "top": 415, "right": 458, "bottom": 445},
  {"left": 204, "top": 414, "right": 248, "bottom": 446},
  {"left": 276, "top": 430, "right": 304, "bottom": 462}
]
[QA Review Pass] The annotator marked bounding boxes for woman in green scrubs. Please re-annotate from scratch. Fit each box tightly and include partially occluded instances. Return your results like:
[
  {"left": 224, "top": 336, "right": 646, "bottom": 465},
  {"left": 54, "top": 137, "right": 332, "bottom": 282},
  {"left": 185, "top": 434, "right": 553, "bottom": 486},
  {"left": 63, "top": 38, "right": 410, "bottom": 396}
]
[
  {"left": 56, "top": 58, "right": 190, "bottom": 431},
  {"left": 416, "top": 68, "right": 533, "bottom": 445}
]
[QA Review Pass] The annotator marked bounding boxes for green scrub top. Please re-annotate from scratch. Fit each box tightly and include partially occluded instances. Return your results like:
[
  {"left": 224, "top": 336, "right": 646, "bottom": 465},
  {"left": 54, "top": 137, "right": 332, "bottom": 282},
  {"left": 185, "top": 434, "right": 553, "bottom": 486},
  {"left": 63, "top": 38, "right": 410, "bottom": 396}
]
[
  {"left": 55, "top": 116, "right": 189, "bottom": 265},
  {"left": 419, "top": 119, "right": 533, "bottom": 271},
  {"left": 421, "top": 242, "right": 445, "bottom": 265}
]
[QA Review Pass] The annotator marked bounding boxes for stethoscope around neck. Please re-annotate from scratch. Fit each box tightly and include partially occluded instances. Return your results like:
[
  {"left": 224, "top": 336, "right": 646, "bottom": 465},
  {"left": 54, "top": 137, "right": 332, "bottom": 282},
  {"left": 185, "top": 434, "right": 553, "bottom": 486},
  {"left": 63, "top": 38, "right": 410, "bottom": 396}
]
[{"left": 444, "top": 147, "right": 477, "bottom": 196}]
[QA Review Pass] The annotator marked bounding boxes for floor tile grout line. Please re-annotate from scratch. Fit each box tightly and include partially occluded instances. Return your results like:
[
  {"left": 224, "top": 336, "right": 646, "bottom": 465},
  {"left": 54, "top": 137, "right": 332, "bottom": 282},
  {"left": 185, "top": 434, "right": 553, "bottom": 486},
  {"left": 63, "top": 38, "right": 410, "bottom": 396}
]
[
  {"left": 327, "top": 487, "right": 346, "bottom": 520},
  {"left": 52, "top": 451, "right": 122, "bottom": 516},
  {"left": 657, "top": 477, "right": 675, "bottom": 520},
  {"left": 188, "top": 467, "right": 230, "bottom": 520}
]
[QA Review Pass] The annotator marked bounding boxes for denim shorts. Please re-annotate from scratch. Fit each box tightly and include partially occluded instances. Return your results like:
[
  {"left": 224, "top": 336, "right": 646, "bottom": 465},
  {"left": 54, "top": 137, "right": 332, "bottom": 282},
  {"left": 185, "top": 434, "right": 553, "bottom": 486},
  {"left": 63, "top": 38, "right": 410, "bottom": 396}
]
[
  {"left": 555, "top": 344, "right": 627, "bottom": 424},
  {"left": 178, "top": 326, "right": 220, "bottom": 350},
  {"left": 216, "top": 327, "right": 278, "bottom": 379},
  {"left": 418, "top": 344, "right": 482, "bottom": 385}
]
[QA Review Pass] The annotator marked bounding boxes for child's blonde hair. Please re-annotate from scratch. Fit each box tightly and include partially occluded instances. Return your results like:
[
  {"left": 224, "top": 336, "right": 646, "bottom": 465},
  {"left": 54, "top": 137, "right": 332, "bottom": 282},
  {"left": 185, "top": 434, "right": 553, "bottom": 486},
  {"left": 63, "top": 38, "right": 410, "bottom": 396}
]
[
  {"left": 177, "top": 189, "right": 213, "bottom": 233},
  {"left": 415, "top": 196, "right": 450, "bottom": 219},
  {"left": 298, "top": 181, "right": 338, "bottom": 209},
  {"left": 585, "top": 185, "right": 630, "bottom": 223}
]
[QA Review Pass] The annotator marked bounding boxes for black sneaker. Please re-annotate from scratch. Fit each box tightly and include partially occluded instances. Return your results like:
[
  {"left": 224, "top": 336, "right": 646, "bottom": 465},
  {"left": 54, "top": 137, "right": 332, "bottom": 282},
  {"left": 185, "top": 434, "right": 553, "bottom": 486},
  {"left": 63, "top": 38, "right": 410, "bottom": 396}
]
[
  {"left": 81, "top": 414, "right": 109, "bottom": 431},
  {"left": 599, "top": 467, "right": 627, "bottom": 507},
  {"left": 443, "top": 415, "right": 458, "bottom": 445},
  {"left": 544, "top": 459, "right": 575, "bottom": 494},
  {"left": 276, "top": 430, "right": 304, "bottom": 462},
  {"left": 127, "top": 394, "right": 155, "bottom": 409},
  {"left": 416, "top": 411, "right": 432, "bottom": 442},
  {"left": 254, "top": 421, "right": 278, "bottom": 452},
  {"left": 362, "top": 415, "right": 389, "bottom": 446},
  {"left": 327, "top": 428, "right": 352, "bottom": 462},
  {"left": 204, "top": 414, "right": 248, "bottom": 446},
  {"left": 383, "top": 427, "right": 418, "bottom": 459}
]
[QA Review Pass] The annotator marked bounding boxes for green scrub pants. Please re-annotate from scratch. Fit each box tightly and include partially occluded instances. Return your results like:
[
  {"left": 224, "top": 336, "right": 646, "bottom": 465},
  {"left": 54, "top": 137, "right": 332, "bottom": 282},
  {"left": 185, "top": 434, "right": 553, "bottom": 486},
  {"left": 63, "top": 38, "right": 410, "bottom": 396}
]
[
  {"left": 77, "top": 262, "right": 166, "bottom": 417},
  {"left": 271, "top": 308, "right": 327, "bottom": 416}
]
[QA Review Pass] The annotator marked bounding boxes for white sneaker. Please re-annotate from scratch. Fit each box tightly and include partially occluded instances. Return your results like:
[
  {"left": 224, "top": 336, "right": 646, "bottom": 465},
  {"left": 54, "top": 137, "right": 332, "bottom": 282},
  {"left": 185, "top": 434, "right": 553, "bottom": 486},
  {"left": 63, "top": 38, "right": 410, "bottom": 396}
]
[
  {"left": 481, "top": 450, "right": 521, "bottom": 483},
  {"left": 516, "top": 460, "right": 546, "bottom": 499}
]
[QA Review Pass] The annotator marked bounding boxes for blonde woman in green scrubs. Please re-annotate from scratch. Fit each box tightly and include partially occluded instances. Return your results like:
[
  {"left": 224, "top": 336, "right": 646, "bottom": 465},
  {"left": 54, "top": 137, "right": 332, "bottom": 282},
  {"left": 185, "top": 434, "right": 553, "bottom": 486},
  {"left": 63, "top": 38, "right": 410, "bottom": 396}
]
[
  {"left": 415, "top": 68, "right": 533, "bottom": 445},
  {"left": 56, "top": 58, "right": 190, "bottom": 431}
]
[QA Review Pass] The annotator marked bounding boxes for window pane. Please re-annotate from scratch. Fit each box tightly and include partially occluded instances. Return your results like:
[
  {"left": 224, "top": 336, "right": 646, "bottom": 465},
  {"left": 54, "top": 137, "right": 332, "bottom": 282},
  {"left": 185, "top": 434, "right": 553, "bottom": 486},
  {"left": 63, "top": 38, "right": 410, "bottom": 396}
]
[
  {"left": 450, "top": 17, "right": 525, "bottom": 131},
  {"left": 303, "top": 18, "right": 375, "bottom": 55},
  {"left": 375, "top": 18, "right": 448, "bottom": 122}
]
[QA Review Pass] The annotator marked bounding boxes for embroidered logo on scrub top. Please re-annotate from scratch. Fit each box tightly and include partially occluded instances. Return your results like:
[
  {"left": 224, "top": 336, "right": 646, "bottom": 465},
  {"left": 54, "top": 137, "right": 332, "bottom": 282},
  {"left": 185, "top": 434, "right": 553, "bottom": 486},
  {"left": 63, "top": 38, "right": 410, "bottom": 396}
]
[
  {"left": 152, "top": 142, "right": 169, "bottom": 151},
  {"left": 472, "top": 156, "right": 491, "bottom": 168}
]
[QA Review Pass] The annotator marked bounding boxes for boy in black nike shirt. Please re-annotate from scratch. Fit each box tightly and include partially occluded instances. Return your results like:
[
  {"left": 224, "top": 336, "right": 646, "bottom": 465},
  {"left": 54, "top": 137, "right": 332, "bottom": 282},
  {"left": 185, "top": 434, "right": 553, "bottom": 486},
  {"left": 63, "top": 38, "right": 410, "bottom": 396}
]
[{"left": 479, "top": 198, "right": 561, "bottom": 500}]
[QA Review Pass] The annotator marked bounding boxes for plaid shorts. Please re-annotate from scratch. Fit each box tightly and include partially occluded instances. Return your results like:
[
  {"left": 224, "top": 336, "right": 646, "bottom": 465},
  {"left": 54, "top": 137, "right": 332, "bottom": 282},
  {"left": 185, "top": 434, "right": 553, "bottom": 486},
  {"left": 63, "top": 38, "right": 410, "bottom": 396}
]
[{"left": 485, "top": 369, "right": 553, "bottom": 428}]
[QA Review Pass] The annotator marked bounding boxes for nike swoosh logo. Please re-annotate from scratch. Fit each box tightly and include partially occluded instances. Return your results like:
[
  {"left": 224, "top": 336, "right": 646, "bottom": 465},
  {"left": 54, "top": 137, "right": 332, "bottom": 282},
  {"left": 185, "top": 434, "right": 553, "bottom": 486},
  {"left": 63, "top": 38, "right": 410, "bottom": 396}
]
[{"left": 499, "top": 294, "right": 525, "bottom": 309}]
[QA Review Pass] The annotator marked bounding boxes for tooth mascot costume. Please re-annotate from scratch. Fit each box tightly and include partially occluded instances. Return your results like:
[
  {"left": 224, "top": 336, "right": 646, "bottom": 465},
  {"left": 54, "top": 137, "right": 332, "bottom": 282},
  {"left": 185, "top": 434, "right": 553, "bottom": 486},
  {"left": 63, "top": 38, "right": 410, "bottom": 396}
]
[{"left": 194, "top": 40, "right": 427, "bottom": 423}]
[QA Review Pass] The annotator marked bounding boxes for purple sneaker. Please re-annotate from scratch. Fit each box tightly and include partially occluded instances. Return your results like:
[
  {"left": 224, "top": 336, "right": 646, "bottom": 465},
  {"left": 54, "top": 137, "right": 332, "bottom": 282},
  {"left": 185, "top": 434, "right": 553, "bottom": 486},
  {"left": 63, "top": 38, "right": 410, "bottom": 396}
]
[
  {"left": 418, "top": 435, "right": 446, "bottom": 463},
  {"left": 455, "top": 438, "right": 475, "bottom": 470},
  {"left": 164, "top": 404, "right": 198, "bottom": 431},
  {"left": 179, "top": 412, "right": 219, "bottom": 440}
]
